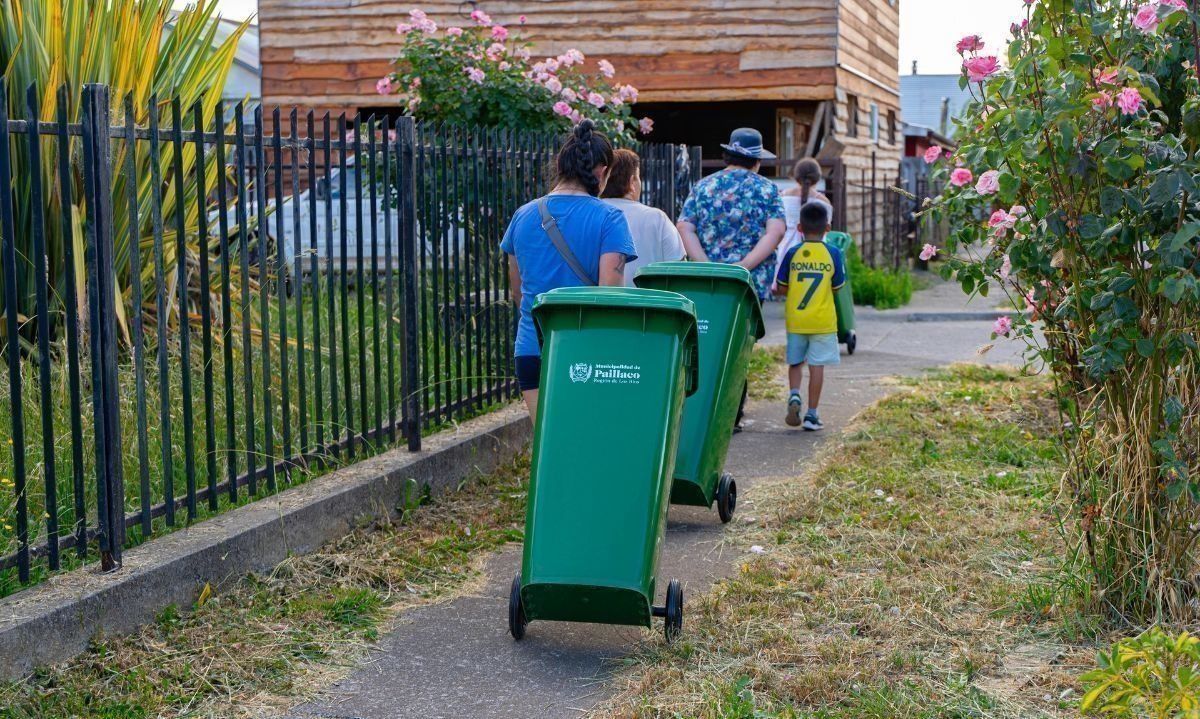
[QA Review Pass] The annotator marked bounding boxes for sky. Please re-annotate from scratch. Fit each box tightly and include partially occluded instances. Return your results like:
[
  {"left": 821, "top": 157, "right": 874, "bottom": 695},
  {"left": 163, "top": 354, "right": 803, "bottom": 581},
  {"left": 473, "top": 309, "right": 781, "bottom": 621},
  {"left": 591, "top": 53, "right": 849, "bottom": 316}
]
[
  {"left": 208, "top": 0, "right": 1028, "bottom": 78},
  {"left": 898, "top": 0, "right": 1029, "bottom": 75}
]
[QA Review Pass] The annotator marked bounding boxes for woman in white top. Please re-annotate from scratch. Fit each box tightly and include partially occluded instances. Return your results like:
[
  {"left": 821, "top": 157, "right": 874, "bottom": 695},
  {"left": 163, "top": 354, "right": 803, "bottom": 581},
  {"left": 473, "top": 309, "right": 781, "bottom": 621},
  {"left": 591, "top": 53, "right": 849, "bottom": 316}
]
[
  {"left": 601, "top": 149, "right": 686, "bottom": 285},
  {"left": 774, "top": 158, "right": 835, "bottom": 290}
]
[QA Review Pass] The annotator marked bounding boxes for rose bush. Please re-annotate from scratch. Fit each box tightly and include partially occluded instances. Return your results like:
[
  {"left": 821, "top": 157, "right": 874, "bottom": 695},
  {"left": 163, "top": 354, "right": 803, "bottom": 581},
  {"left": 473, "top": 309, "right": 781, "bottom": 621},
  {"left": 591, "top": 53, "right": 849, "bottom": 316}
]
[
  {"left": 925, "top": 0, "right": 1200, "bottom": 621},
  {"left": 379, "top": 8, "right": 649, "bottom": 142}
]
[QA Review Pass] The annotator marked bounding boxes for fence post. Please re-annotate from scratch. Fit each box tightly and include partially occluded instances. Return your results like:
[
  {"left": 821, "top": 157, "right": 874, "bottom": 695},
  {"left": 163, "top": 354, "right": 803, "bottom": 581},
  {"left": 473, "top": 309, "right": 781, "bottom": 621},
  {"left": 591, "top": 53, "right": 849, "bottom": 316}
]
[
  {"left": 396, "top": 116, "right": 422, "bottom": 451},
  {"left": 81, "top": 84, "right": 125, "bottom": 570}
]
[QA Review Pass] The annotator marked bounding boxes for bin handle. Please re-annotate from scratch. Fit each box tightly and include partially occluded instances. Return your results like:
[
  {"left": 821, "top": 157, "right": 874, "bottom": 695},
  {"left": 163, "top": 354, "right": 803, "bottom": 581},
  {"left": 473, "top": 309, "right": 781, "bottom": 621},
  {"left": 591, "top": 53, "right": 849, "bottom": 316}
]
[{"left": 684, "top": 342, "right": 699, "bottom": 395}]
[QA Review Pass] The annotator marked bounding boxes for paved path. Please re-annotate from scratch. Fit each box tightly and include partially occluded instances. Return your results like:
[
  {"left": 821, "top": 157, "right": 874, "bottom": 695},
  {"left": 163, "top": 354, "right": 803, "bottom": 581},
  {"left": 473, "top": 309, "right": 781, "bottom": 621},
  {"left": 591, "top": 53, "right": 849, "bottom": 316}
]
[{"left": 283, "top": 279, "right": 1025, "bottom": 719}]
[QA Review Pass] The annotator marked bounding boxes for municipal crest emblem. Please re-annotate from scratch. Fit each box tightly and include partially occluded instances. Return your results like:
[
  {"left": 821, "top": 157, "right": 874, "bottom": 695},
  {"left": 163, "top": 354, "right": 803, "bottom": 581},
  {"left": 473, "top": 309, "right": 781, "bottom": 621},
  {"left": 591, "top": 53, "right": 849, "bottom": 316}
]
[{"left": 568, "top": 363, "right": 592, "bottom": 383}]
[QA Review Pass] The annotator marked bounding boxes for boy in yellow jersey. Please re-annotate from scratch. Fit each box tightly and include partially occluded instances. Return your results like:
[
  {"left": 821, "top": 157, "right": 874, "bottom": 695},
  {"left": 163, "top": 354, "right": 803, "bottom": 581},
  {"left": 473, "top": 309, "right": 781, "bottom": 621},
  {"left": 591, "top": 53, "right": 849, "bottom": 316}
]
[{"left": 773, "top": 202, "right": 845, "bottom": 431}]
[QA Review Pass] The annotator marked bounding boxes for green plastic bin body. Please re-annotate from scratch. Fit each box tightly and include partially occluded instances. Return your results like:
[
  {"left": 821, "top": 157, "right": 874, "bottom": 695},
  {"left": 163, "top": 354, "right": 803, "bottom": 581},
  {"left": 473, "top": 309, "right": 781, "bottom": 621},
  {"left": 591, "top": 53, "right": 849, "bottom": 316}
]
[
  {"left": 633, "top": 263, "right": 765, "bottom": 507},
  {"left": 521, "top": 287, "right": 699, "bottom": 628},
  {"left": 824, "top": 232, "right": 857, "bottom": 345}
]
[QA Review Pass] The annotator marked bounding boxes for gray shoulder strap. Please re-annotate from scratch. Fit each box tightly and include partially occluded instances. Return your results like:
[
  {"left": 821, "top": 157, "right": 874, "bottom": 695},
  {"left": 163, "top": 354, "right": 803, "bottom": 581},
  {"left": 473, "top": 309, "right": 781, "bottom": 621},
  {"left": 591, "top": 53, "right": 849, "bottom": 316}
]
[{"left": 537, "top": 197, "right": 596, "bottom": 286}]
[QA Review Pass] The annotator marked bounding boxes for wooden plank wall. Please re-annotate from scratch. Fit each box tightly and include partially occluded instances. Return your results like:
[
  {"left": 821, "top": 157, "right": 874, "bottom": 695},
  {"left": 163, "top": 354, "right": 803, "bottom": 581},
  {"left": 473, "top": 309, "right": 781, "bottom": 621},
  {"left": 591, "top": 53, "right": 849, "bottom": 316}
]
[
  {"left": 258, "top": 0, "right": 841, "bottom": 108},
  {"left": 832, "top": 0, "right": 902, "bottom": 261}
]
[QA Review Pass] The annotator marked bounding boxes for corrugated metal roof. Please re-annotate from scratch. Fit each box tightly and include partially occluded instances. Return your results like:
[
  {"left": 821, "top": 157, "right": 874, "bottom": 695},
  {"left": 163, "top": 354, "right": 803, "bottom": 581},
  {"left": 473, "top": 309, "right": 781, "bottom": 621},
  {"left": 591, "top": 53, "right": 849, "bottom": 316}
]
[{"left": 899, "top": 74, "right": 972, "bottom": 138}]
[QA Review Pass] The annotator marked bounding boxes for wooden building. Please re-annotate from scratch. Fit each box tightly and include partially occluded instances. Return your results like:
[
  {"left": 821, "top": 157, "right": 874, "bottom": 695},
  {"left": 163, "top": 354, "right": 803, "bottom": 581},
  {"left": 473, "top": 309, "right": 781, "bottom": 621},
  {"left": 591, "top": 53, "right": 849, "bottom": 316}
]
[{"left": 258, "top": 0, "right": 903, "bottom": 249}]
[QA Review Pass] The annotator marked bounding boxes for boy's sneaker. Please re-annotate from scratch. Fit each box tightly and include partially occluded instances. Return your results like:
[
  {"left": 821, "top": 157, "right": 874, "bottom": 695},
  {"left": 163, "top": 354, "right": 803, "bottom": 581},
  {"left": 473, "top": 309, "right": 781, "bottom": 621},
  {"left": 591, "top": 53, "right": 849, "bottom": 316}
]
[
  {"left": 802, "top": 410, "right": 824, "bottom": 432},
  {"left": 785, "top": 394, "right": 803, "bottom": 427}
]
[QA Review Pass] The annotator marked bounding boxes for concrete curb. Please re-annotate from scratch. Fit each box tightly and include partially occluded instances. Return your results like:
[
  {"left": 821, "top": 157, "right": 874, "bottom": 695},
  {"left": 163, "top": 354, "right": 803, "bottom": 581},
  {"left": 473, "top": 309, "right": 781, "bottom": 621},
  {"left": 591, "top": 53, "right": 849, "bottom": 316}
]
[
  {"left": 0, "top": 405, "right": 531, "bottom": 680},
  {"left": 905, "top": 310, "right": 1026, "bottom": 323}
]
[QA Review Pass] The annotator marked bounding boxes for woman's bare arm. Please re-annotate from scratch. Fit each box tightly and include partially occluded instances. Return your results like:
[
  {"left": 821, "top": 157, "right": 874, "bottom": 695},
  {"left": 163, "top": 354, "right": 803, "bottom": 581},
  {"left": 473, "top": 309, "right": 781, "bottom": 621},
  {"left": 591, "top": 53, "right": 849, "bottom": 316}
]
[{"left": 598, "top": 252, "right": 627, "bottom": 286}]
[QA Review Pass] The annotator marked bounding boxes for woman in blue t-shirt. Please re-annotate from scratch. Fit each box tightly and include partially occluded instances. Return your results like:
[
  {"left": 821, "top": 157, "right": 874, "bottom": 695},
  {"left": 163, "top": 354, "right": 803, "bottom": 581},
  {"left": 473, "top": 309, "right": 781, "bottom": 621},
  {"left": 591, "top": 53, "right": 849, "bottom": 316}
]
[{"left": 500, "top": 120, "right": 637, "bottom": 417}]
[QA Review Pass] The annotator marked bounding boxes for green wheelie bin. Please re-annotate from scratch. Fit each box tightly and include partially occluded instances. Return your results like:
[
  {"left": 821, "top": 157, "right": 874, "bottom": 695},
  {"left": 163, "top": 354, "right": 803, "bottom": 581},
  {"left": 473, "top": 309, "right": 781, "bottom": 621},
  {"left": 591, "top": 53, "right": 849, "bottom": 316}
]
[
  {"left": 824, "top": 231, "right": 858, "bottom": 355},
  {"left": 633, "top": 262, "right": 765, "bottom": 523},
  {"left": 508, "top": 286, "right": 700, "bottom": 643}
]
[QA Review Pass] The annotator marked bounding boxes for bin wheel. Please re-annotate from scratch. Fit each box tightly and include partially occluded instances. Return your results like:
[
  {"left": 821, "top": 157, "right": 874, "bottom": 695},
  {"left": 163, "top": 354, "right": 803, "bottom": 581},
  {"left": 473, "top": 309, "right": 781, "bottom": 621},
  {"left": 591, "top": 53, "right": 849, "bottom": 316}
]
[
  {"left": 846, "top": 331, "right": 857, "bottom": 355},
  {"left": 508, "top": 574, "right": 528, "bottom": 641},
  {"left": 664, "top": 579, "right": 684, "bottom": 643},
  {"left": 717, "top": 473, "right": 737, "bottom": 524}
]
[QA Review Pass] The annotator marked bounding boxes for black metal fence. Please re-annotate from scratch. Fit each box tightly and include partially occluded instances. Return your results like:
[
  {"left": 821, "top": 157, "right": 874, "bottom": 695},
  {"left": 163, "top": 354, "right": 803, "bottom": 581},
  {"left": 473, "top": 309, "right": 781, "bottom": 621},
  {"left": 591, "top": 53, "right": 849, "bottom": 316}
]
[
  {"left": 849, "top": 154, "right": 912, "bottom": 270},
  {"left": 0, "top": 81, "right": 696, "bottom": 590}
]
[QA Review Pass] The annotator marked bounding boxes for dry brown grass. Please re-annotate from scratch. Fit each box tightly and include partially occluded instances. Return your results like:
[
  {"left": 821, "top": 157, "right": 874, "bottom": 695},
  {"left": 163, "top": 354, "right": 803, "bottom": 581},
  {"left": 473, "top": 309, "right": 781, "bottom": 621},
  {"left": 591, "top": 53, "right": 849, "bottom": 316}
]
[
  {"left": 0, "top": 455, "right": 529, "bottom": 719},
  {"left": 592, "top": 365, "right": 1103, "bottom": 719}
]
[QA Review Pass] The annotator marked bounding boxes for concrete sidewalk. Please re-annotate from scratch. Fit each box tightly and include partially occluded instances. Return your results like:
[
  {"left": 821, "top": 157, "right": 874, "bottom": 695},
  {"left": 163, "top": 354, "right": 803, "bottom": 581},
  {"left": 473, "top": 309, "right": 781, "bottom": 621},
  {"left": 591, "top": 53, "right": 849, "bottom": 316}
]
[{"left": 281, "top": 279, "right": 1027, "bottom": 719}]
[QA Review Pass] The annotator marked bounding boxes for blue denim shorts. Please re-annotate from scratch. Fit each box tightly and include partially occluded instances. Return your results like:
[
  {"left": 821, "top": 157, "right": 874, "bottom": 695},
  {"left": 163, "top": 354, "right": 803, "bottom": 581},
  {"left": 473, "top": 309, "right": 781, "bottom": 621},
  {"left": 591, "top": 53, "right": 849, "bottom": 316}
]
[{"left": 786, "top": 332, "right": 840, "bottom": 366}]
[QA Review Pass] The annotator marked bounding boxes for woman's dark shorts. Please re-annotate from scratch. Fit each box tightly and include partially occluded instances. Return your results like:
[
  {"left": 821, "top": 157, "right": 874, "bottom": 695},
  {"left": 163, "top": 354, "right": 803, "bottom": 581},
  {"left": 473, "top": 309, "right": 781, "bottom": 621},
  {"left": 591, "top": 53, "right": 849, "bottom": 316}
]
[{"left": 515, "top": 355, "right": 542, "bottom": 392}]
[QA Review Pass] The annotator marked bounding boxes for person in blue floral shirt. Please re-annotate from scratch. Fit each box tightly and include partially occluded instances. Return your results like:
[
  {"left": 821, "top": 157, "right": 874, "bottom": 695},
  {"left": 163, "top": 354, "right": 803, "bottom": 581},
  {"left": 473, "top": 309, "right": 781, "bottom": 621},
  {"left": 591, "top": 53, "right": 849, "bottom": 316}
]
[{"left": 677, "top": 128, "right": 787, "bottom": 298}]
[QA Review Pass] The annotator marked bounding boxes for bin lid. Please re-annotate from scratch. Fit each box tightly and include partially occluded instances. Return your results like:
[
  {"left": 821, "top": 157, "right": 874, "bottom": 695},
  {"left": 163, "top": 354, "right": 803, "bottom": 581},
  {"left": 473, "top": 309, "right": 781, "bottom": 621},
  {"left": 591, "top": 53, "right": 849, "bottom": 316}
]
[
  {"left": 824, "top": 231, "right": 855, "bottom": 252},
  {"left": 532, "top": 287, "right": 700, "bottom": 395},
  {"left": 633, "top": 262, "right": 765, "bottom": 340},
  {"left": 532, "top": 286, "right": 697, "bottom": 317}
]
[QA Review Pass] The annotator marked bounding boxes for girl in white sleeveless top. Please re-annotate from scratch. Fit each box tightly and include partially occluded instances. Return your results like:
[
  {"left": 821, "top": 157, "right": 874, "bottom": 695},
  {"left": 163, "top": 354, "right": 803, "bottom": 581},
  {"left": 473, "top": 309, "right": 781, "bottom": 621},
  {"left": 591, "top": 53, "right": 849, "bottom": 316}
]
[{"left": 773, "top": 158, "right": 834, "bottom": 291}]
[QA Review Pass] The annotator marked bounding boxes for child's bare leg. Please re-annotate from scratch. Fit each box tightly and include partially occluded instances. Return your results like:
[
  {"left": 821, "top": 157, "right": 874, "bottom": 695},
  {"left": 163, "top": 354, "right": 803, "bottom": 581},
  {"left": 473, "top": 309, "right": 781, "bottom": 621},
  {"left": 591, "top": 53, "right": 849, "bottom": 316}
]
[
  {"left": 808, "top": 365, "right": 825, "bottom": 409},
  {"left": 522, "top": 389, "right": 539, "bottom": 420},
  {"left": 788, "top": 363, "right": 804, "bottom": 394}
]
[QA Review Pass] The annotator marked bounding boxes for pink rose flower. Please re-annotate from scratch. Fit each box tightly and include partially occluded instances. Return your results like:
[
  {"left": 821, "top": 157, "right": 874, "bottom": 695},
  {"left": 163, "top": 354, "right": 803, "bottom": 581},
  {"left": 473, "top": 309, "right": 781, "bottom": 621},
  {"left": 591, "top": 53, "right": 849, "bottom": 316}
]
[
  {"left": 519, "top": 14, "right": 527, "bottom": 24},
  {"left": 515, "top": 47, "right": 531, "bottom": 61},
  {"left": 956, "top": 35, "right": 984, "bottom": 54},
  {"left": 950, "top": 168, "right": 974, "bottom": 187},
  {"left": 1010, "top": 205, "right": 1027, "bottom": 217},
  {"left": 543, "top": 57, "right": 561, "bottom": 73},
  {"left": 409, "top": 8, "right": 427, "bottom": 20},
  {"left": 1162, "top": 0, "right": 1187, "bottom": 10},
  {"left": 376, "top": 76, "right": 396, "bottom": 95},
  {"left": 598, "top": 59, "right": 616, "bottom": 78},
  {"left": 544, "top": 76, "right": 563, "bottom": 94},
  {"left": 446, "top": 26, "right": 463, "bottom": 37},
  {"left": 396, "top": 22, "right": 414, "bottom": 34},
  {"left": 1133, "top": 4, "right": 1159, "bottom": 33},
  {"left": 553, "top": 101, "right": 572, "bottom": 117},
  {"left": 1093, "top": 91, "right": 1114, "bottom": 111},
  {"left": 491, "top": 25, "right": 508, "bottom": 40},
  {"left": 465, "top": 67, "right": 485, "bottom": 84},
  {"left": 498, "top": 61, "right": 511, "bottom": 71},
  {"left": 639, "top": 117, "right": 654, "bottom": 135},
  {"left": 999, "top": 254, "right": 1012, "bottom": 281},
  {"left": 919, "top": 244, "right": 938, "bottom": 261},
  {"left": 569, "top": 109, "right": 582, "bottom": 124},
  {"left": 1094, "top": 67, "right": 1119, "bottom": 86},
  {"left": 989, "top": 209, "right": 1016, "bottom": 238},
  {"left": 963, "top": 56, "right": 1000, "bottom": 83},
  {"left": 486, "top": 42, "right": 506, "bottom": 59},
  {"left": 406, "top": 96, "right": 420, "bottom": 112},
  {"left": 993, "top": 316, "right": 1013, "bottom": 337},
  {"left": 470, "top": 9, "right": 492, "bottom": 25},
  {"left": 923, "top": 145, "right": 942, "bottom": 164},
  {"left": 1116, "top": 87, "right": 1144, "bottom": 115},
  {"left": 561, "top": 88, "right": 578, "bottom": 102},
  {"left": 559, "top": 48, "right": 585, "bottom": 66},
  {"left": 587, "top": 92, "right": 606, "bottom": 108},
  {"left": 976, "top": 170, "right": 1000, "bottom": 196},
  {"left": 618, "top": 84, "right": 639, "bottom": 103}
]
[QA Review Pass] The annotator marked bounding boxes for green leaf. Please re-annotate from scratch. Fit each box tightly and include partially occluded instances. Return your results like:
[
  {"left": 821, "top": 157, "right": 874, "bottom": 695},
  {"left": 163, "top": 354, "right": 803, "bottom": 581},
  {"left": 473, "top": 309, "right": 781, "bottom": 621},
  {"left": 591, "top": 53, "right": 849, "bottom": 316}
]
[
  {"left": 1162, "top": 277, "right": 1187, "bottom": 304},
  {"left": 1136, "top": 338, "right": 1155, "bottom": 358},
  {"left": 1109, "top": 275, "right": 1136, "bottom": 294},
  {"left": 1169, "top": 223, "right": 1200, "bottom": 252},
  {"left": 1149, "top": 171, "right": 1182, "bottom": 206}
]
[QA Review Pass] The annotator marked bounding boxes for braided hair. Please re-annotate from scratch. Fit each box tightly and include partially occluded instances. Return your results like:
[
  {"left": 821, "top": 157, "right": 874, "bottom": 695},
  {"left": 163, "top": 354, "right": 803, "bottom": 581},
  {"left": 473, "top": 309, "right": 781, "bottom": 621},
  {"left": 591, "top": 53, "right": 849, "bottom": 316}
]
[
  {"left": 553, "top": 119, "right": 615, "bottom": 197},
  {"left": 792, "top": 158, "right": 823, "bottom": 204}
]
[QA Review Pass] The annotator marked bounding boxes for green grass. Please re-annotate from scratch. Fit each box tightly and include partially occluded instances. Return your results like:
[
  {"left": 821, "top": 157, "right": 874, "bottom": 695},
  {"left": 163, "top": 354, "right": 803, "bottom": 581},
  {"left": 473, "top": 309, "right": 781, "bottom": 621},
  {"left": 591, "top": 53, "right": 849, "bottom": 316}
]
[
  {"left": 847, "top": 244, "right": 915, "bottom": 310},
  {"left": 0, "top": 268, "right": 516, "bottom": 597},
  {"left": 595, "top": 364, "right": 1095, "bottom": 719},
  {"left": 0, "top": 455, "right": 530, "bottom": 718}
]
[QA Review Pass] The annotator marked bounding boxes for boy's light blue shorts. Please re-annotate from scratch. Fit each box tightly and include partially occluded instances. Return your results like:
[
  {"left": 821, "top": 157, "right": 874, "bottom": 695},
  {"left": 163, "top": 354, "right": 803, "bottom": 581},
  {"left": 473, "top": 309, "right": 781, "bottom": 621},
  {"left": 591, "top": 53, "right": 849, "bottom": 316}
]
[{"left": 787, "top": 332, "right": 840, "bottom": 366}]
